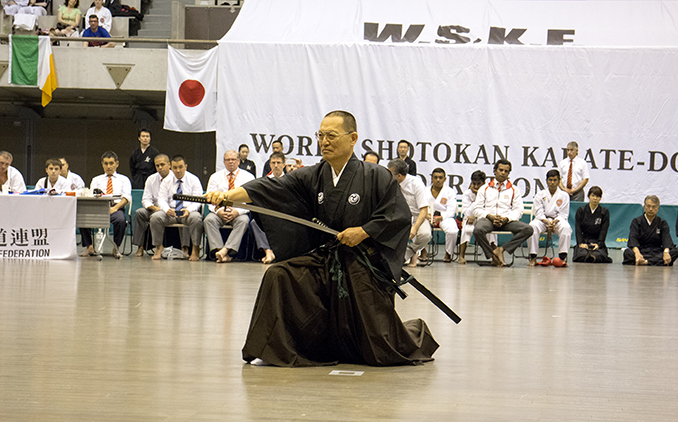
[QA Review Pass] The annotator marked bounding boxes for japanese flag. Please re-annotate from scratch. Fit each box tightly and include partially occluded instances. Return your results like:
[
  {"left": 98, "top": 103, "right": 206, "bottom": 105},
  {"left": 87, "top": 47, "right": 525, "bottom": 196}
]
[{"left": 164, "top": 45, "right": 218, "bottom": 132}]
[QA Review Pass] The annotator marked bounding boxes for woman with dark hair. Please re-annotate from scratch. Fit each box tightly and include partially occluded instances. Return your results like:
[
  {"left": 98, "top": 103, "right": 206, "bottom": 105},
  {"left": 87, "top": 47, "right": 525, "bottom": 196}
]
[
  {"left": 572, "top": 186, "right": 613, "bottom": 263},
  {"left": 51, "top": 0, "right": 80, "bottom": 37}
]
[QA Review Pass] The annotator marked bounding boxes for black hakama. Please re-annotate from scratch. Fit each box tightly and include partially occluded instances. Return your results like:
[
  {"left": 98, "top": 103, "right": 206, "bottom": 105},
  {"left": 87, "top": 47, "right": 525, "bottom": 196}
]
[
  {"left": 572, "top": 204, "right": 612, "bottom": 263},
  {"left": 622, "top": 215, "right": 678, "bottom": 265}
]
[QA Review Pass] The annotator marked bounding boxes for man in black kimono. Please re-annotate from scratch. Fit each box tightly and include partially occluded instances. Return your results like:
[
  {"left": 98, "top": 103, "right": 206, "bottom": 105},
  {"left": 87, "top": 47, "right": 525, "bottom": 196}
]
[
  {"left": 129, "top": 128, "right": 159, "bottom": 189},
  {"left": 622, "top": 195, "right": 678, "bottom": 266},
  {"left": 207, "top": 110, "right": 438, "bottom": 367}
]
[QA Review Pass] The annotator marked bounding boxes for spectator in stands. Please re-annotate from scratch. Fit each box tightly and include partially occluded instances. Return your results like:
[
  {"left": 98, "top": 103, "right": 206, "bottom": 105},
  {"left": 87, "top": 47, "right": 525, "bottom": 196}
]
[
  {"left": 397, "top": 140, "right": 417, "bottom": 176},
  {"left": 129, "top": 128, "right": 159, "bottom": 189},
  {"left": 3, "top": 0, "right": 27, "bottom": 16},
  {"left": 261, "top": 140, "right": 283, "bottom": 177},
  {"left": 473, "top": 159, "right": 533, "bottom": 267},
  {"left": 527, "top": 169, "right": 572, "bottom": 267},
  {"left": 622, "top": 195, "right": 678, "bottom": 266},
  {"left": 204, "top": 150, "right": 255, "bottom": 263},
  {"left": 559, "top": 141, "right": 589, "bottom": 202},
  {"left": 85, "top": 0, "right": 112, "bottom": 32},
  {"left": 238, "top": 144, "right": 256, "bottom": 176},
  {"left": 0, "top": 151, "right": 26, "bottom": 193},
  {"left": 18, "top": 0, "right": 49, "bottom": 17},
  {"left": 51, "top": 0, "right": 81, "bottom": 37},
  {"left": 151, "top": 155, "right": 204, "bottom": 262},
  {"left": 82, "top": 14, "right": 115, "bottom": 48},
  {"left": 572, "top": 186, "right": 613, "bottom": 263},
  {"left": 458, "top": 170, "right": 496, "bottom": 265},
  {"left": 79, "top": 151, "right": 131, "bottom": 259},
  {"left": 58, "top": 157, "right": 85, "bottom": 191},
  {"left": 35, "top": 158, "right": 70, "bottom": 192},
  {"left": 133, "top": 154, "right": 171, "bottom": 257},
  {"left": 388, "top": 158, "right": 430, "bottom": 267},
  {"left": 423, "top": 167, "right": 458, "bottom": 263},
  {"left": 363, "top": 151, "right": 380, "bottom": 164}
]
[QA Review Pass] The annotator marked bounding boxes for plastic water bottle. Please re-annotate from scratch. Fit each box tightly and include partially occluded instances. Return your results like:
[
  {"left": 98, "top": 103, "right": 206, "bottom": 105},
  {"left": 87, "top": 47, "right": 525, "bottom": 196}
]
[{"left": 166, "top": 246, "right": 174, "bottom": 261}]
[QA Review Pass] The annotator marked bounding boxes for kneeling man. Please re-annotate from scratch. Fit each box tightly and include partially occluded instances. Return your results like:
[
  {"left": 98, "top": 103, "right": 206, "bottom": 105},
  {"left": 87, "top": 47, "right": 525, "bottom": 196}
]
[
  {"left": 528, "top": 170, "right": 572, "bottom": 266},
  {"left": 151, "top": 155, "right": 204, "bottom": 261},
  {"left": 622, "top": 195, "right": 678, "bottom": 266}
]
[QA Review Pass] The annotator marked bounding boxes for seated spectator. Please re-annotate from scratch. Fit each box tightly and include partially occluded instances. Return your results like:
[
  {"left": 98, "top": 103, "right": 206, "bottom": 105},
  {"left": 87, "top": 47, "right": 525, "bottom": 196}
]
[
  {"left": 363, "top": 151, "right": 380, "bottom": 164},
  {"left": 79, "top": 151, "right": 131, "bottom": 259},
  {"left": 261, "top": 140, "right": 283, "bottom": 177},
  {"left": 18, "top": 0, "right": 48, "bottom": 16},
  {"left": 397, "top": 140, "right": 417, "bottom": 176},
  {"left": 35, "top": 158, "right": 70, "bottom": 192},
  {"left": 150, "top": 155, "right": 204, "bottom": 262},
  {"left": 458, "top": 170, "right": 496, "bottom": 265},
  {"left": 0, "top": 151, "right": 26, "bottom": 193},
  {"left": 3, "top": 0, "right": 28, "bottom": 16},
  {"left": 204, "top": 150, "right": 255, "bottom": 263},
  {"left": 82, "top": 14, "right": 115, "bottom": 48},
  {"left": 423, "top": 167, "right": 458, "bottom": 263},
  {"left": 285, "top": 157, "right": 303, "bottom": 173},
  {"left": 572, "top": 186, "right": 613, "bottom": 263},
  {"left": 622, "top": 195, "right": 678, "bottom": 266},
  {"left": 50, "top": 0, "right": 81, "bottom": 37},
  {"left": 473, "top": 159, "right": 533, "bottom": 267},
  {"left": 528, "top": 170, "right": 572, "bottom": 266},
  {"left": 238, "top": 144, "right": 256, "bottom": 176},
  {"left": 58, "top": 157, "right": 85, "bottom": 191},
  {"left": 84, "top": 0, "right": 111, "bottom": 32},
  {"left": 133, "top": 154, "right": 170, "bottom": 257},
  {"left": 249, "top": 151, "right": 285, "bottom": 264},
  {"left": 388, "top": 158, "right": 431, "bottom": 267}
]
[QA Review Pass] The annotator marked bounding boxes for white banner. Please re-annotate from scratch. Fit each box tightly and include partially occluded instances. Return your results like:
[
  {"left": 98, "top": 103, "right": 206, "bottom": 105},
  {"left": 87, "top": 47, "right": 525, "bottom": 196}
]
[
  {"left": 164, "top": 45, "right": 218, "bottom": 133},
  {"left": 0, "top": 195, "right": 77, "bottom": 260}
]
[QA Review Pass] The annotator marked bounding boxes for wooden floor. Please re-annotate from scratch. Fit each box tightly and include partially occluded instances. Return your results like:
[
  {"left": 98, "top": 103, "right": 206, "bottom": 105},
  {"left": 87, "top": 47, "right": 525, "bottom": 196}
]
[{"left": 2, "top": 250, "right": 677, "bottom": 421}]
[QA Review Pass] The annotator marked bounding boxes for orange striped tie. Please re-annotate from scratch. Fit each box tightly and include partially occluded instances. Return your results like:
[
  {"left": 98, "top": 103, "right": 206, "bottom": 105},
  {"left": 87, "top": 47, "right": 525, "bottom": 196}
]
[
  {"left": 566, "top": 160, "right": 573, "bottom": 189},
  {"left": 228, "top": 173, "right": 235, "bottom": 191},
  {"left": 106, "top": 175, "right": 113, "bottom": 195}
]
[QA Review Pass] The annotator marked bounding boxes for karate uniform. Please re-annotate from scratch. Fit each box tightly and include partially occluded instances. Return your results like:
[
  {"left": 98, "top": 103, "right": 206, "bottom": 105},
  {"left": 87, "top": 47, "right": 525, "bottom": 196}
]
[
  {"left": 240, "top": 154, "right": 438, "bottom": 367},
  {"left": 64, "top": 170, "right": 85, "bottom": 191},
  {"left": 622, "top": 215, "right": 678, "bottom": 266},
  {"left": 400, "top": 174, "right": 431, "bottom": 261},
  {"left": 35, "top": 175, "right": 70, "bottom": 192},
  {"left": 1, "top": 166, "right": 26, "bottom": 193},
  {"left": 427, "top": 185, "right": 458, "bottom": 256},
  {"left": 528, "top": 187, "right": 572, "bottom": 256},
  {"left": 572, "top": 204, "right": 612, "bottom": 263}
]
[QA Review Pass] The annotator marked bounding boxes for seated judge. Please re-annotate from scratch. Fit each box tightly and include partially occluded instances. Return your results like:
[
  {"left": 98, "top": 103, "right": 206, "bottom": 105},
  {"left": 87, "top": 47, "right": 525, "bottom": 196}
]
[
  {"left": 572, "top": 186, "right": 612, "bottom": 263},
  {"left": 58, "top": 157, "right": 85, "bottom": 191},
  {"left": 363, "top": 151, "right": 380, "bottom": 164},
  {"left": 423, "top": 167, "right": 458, "bottom": 263},
  {"left": 79, "top": 151, "right": 131, "bottom": 259},
  {"left": 133, "top": 154, "right": 171, "bottom": 257},
  {"left": 249, "top": 151, "right": 285, "bottom": 264},
  {"left": 622, "top": 195, "right": 678, "bottom": 266},
  {"left": 388, "top": 158, "right": 431, "bottom": 267},
  {"left": 35, "top": 158, "right": 70, "bottom": 192},
  {"left": 458, "top": 170, "right": 497, "bottom": 265},
  {"left": 150, "top": 155, "right": 204, "bottom": 261},
  {"left": 473, "top": 159, "right": 533, "bottom": 267},
  {"left": 0, "top": 151, "right": 26, "bottom": 193},
  {"left": 204, "top": 150, "right": 255, "bottom": 263},
  {"left": 528, "top": 169, "right": 572, "bottom": 266}
]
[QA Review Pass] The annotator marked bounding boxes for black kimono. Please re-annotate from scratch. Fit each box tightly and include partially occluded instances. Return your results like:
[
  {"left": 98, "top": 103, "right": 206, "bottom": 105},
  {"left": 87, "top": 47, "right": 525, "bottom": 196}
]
[
  {"left": 572, "top": 204, "right": 612, "bottom": 263},
  {"left": 239, "top": 159, "right": 256, "bottom": 176},
  {"left": 622, "top": 215, "right": 678, "bottom": 266},
  {"left": 129, "top": 145, "right": 159, "bottom": 189},
  {"left": 240, "top": 154, "right": 438, "bottom": 367}
]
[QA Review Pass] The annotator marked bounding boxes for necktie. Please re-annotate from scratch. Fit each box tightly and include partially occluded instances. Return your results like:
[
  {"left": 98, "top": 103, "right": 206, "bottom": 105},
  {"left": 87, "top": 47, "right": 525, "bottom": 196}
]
[
  {"left": 175, "top": 179, "right": 183, "bottom": 212},
  {"left": 228, "top": 173, "right": 235, "bottom": 191},
  {"left": 566, "top": 159, "right": 573, "bottom": 189},
  {"left": 106, "top": 175, "right": 113, "bottom": 195}
]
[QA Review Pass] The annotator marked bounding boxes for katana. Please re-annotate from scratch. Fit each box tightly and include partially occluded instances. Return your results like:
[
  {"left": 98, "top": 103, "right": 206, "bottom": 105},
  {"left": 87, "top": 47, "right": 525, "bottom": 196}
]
[{"left": 173, "top": 193, "right": 461, "bottom": 324}]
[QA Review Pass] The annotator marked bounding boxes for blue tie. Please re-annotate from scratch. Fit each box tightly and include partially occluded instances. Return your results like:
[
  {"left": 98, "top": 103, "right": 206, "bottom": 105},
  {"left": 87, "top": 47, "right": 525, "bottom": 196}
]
[{"left": 175, "top": 179, "right": 183, "bottom": 212}]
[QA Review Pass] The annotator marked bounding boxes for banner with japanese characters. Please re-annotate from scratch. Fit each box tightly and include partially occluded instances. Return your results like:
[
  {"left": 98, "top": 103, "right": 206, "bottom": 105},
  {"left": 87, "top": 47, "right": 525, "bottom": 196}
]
[{"left": 0, "top": 195, "right": 77, "bottom": 260}]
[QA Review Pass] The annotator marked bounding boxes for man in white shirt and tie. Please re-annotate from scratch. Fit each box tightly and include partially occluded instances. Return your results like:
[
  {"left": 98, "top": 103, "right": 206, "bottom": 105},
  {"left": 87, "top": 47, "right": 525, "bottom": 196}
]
[
  {"left": 150, "top": 155, "right": 204, "bottom": 261},
  {"left": 558, "top": 141, "right": 590, "bottom": 202},
  {"left": 204, "top": 150, "right": 255, "bottom": 263},
  {"left": 80, "top": 151, "right": 132, "bottom": 259},
  {"left": 133, "top": 154, "right": 171, "bottom": 257}
]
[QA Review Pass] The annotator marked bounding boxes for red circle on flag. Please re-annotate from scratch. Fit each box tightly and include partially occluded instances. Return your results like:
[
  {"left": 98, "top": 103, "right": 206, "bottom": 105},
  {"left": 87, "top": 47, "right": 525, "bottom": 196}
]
[{"left": 178, "top": 80, "right": 205, "bottom": 107}]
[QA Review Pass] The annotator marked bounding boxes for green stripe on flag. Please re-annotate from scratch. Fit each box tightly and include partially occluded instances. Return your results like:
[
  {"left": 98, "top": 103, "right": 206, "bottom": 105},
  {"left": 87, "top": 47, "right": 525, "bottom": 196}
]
[{"left": 11, "top": 35, "right": 39, "bottom": 86}]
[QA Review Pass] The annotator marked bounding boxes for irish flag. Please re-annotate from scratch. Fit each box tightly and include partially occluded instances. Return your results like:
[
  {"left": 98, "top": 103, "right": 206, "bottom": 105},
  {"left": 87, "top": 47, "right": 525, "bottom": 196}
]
[{"left": 9, "top": 35, "right": 58, "bottom": 107}]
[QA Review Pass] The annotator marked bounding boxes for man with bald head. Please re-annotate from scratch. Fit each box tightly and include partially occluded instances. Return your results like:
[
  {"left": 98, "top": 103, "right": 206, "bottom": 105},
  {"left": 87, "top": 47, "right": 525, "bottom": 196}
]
[
  {"left": 204, "top": 150, "right": 255, "bottom": 262},
  {"left": 206, "top": 110, "right": 437, "bottom": 367}
]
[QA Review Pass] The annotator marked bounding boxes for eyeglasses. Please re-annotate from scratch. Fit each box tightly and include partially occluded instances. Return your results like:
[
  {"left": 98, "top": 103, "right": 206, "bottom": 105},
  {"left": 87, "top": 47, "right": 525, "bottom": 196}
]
[{"left": 314, "top": 131, "right": 353, "bottom": 141}]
